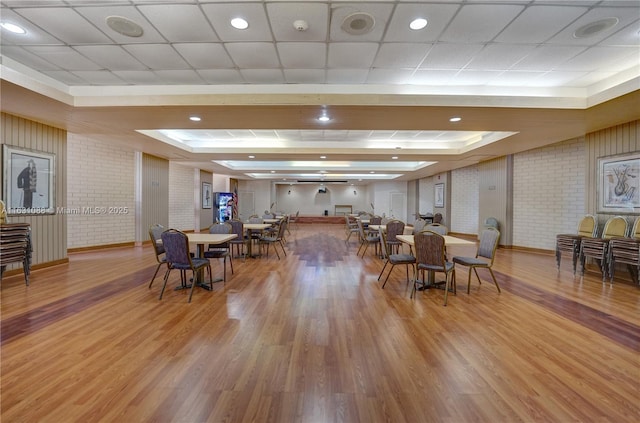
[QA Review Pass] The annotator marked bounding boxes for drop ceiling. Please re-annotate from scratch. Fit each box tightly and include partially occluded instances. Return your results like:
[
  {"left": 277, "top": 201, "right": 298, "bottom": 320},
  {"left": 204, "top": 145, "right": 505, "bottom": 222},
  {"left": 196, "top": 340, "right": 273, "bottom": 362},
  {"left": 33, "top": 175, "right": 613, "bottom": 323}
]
[{"left": 0, "top": 0, "right": 639, "bottom": 183}]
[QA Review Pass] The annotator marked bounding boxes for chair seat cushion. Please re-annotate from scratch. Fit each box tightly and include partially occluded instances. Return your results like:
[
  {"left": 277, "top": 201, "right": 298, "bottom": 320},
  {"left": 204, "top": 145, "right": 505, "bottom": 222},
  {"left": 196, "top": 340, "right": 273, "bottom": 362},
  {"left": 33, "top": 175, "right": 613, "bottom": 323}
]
[
  {"left": 452, "top": 256, "right": 489, "bottom": 266},
  {"left": 418, "top": 262, "right": 454, "bottom": 272},
  {"left": 204, "top": 250, "right": 228, "bottom": 258},
  {"left": 389, "top": 253, "right": 416, "bottom": 264}
]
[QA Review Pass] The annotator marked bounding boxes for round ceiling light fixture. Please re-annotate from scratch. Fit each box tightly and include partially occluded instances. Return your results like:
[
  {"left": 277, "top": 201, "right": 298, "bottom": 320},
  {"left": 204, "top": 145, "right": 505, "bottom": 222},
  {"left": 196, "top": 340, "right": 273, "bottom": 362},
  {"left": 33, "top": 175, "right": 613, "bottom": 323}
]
[
  {"left": 1, "top": 22, "right": 26, "bottom": 34},
  {"left": 106, "top": 16, "right": 143, "bottom": 37},
  {"left": 231, "top": 17, "right": 249, "bottom": 30},
  {"left": 341, "top": 12, "right": 375, "bottom": 35},
  {"left": 409, "top": 18, "right": 427, "bottom": 30},
  {"left": 573, "top": 17, "right": 618, "bottom": 39}
]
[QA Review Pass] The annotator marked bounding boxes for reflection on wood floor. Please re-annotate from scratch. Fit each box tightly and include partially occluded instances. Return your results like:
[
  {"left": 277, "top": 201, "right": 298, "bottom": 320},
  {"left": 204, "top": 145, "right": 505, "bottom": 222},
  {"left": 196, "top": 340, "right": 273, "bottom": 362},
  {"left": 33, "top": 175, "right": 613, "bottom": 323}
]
[{"left": 1, "top": 223, "right": 639, "bottom": 422}]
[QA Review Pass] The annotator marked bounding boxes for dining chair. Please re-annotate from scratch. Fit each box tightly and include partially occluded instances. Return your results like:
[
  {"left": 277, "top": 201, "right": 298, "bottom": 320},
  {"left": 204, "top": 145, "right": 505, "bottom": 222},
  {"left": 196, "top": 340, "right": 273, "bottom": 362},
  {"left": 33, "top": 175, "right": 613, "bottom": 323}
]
[
  {"left": 160, "top": 229, "right": 213, "bottom": 303},
  {"left": 411, "top": 230, "right": 456, "bottom": 305},
  {"left": 378, "top": 228, "right": 415, "bottom": 289},
  {"left": 356, "top": 218, "right": 380, "bottom": 258},
  {"left": 259, "top": 218, "right": 287, "bottom": 259},
  {"left": 555, "top": 214, "right": 597, "bottom": 274},
  {"left": 433, "top": 213, "right": 443, "bottom": 224},
  {"left": 580, "top": 215, "right": 628, "bottom": 281},
  {"left": 229, "top": 219, "right": 248, "bottom": 260},
  {"left": 412, "top": 219, "right": 427, "bottom": 234},
  {"left": 204, "top": 222, "right": 233, "bottom": 282},
  {"left": 148, "top": 223, "right": 167, "bottom": 289},
  {"left": 345, "top": 215, "right": 359, "bottom": 243},
  {"left": 385, "top": 219, "right": 405, "bottom": 254},
  {"left": 608, "top": 215, "right": 640, "bottom": 284},
  {"left": 452, "top": 227, "right": 501, "bottom": 295},
  {"left": 424, "top": 223, "right": 448, "bottom": 235}
]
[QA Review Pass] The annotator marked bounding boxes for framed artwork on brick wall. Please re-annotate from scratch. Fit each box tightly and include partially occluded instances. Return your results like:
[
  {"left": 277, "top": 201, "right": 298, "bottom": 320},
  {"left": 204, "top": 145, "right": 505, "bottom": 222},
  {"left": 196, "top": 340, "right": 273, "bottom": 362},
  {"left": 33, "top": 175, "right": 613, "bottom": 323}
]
[
  {"left": 597, "top": 152, "right": 639, "bottom": 213},
  {"left": 202, "top": 182, "right": 212, "bottom": 209},
  {"left": 434, "top": 183, "right": 444, "bottom": 208},
  {"left": 3, "top": 145, "right": 55, "bottom": 215}
]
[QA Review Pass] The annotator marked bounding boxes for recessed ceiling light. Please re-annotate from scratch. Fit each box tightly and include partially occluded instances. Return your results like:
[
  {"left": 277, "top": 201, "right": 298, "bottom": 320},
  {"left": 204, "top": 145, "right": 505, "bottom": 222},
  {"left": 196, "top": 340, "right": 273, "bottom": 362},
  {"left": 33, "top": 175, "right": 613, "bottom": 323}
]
[
  {"left": 573, "top": 17, "right": 618, "bottom": 39},
  {"left": 231, "top": 18, "right": 249, "bottom": 30},
  {"left": 449, "top": 116, "right": 462, "bottom": 122},
  {"left": 320, "top": 155, "right": 326, "bottom": 159},
  {"left": 270, "top": 170, "right": 276, "bottom": 173},
  {"left": 392, "top": 156, "right": 398, "bottom": 159},
  {"left": 370, "top": 171, "right": 375, "bottom": 174},
  {"left": 318, "top": 115, "right": 330, "bottom": 122},
  {"left": 0, "top": 22, "right": 26, "bottom": 34},
  {"left": 106, "top": 16, "right": 143, "bottom": 37},
  {"left": 409, "top": 18, "right": 427, "bottom": 30},
  {"left": 189, "top": 116, "right": 201, "bottom": 122},
  {"left": 248, "top": 155, "right": 255, "bottom": 159}
]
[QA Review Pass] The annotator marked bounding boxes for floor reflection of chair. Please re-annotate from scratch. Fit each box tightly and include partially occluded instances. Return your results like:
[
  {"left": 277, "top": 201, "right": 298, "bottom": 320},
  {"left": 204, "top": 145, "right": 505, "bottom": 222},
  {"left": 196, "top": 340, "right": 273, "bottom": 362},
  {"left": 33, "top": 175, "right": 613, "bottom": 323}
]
[
  {"left": 608, "top": 216, "right": 640, "bottom": 284},
  {"left": 204, "top": 222, "right": 233, "bottom": 283},
  {"left": 378, "top": 228, "right": 415, "bottom": 289},
  {"left": 452, "top": 227, "right": 501, "bottom": 295},
  {"left": 148, "top": 224, "right": 167, "bottom": 289},
  {"left": 160, "top": 229, "right": 213, "bottom": 303},
  {"left": 555, "top": 215, "right": 596, "bottom": 274},
  {"left": 411, "top": 230, "right": 456, "bottom": 305},
  {"left": 580, "top": 215, "right": 628, "bottom": 281}
]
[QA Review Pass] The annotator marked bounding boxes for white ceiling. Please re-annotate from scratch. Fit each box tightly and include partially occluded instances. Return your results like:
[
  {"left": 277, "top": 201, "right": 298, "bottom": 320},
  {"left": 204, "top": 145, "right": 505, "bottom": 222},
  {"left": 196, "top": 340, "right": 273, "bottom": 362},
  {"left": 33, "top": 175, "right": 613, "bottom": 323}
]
[{"left": 0, "top": 0, "right": 639, "bottom": 183}]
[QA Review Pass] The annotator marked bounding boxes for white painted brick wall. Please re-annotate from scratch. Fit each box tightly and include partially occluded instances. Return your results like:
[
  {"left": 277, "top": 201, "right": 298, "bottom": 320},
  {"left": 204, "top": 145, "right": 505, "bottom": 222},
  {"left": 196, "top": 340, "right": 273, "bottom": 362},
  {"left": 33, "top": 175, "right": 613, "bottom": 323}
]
[
  {"left": 169, "top": 163, "right": 195, "bottom": 231},
  {"left": 451, "top": 165, "right": 479, "bottom": 234},
  {"left": 67, "top": 134, "right": 135, "bottom": 248},
  {"left": 513, "top": 138, "right": 586, "bottom": 250}
]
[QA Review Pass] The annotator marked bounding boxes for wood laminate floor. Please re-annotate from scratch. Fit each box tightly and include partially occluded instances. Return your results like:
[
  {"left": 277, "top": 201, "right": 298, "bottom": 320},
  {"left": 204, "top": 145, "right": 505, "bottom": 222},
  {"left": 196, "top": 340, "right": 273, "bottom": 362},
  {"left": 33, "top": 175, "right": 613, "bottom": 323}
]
[{"left": 1, "top": 224, "right": 639, "bottom": 422}]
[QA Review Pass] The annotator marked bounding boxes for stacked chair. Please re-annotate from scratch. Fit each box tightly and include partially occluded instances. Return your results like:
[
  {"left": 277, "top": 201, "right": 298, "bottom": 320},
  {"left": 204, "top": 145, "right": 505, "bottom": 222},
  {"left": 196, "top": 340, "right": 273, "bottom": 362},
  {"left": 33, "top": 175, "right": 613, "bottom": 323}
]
[
  {"left": 579, "top": 216, "right": 628, "bottom": 281},
  {"left": 555, "top": 215, "right": 597, "bottom": 274},
  {"left": 608, "top": 216, "right": 640, "bottom": 284}
]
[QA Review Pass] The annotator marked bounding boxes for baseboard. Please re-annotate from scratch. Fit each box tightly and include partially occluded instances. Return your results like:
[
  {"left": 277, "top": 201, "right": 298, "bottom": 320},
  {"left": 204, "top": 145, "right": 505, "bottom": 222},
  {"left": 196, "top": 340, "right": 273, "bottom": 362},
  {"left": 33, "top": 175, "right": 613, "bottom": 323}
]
[
  {"left": 295, "top": 216, "right": 345, "bottom": 224},
  {"left": 2, "top": 257, "right": 69, "bottom": 277},
  {"left": 68, "top": 242, "right": 135, "bottom": 253}
]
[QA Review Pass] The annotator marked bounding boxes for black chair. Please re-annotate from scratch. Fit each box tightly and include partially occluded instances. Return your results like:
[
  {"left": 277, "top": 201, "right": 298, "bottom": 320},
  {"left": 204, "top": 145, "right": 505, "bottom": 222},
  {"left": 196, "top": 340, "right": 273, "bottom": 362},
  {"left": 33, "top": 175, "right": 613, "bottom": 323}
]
[
  {"left": 412, "top": 230, "right": 456, "bottom": 305},
  {"left": 452, "top": 228, "right": 501, "bottom": 295},
  {"left": 148, "top": 224, "right": 167, "bottom": 289},
  {"left": 204, "top": 222, "right": 233, "bottom": 282},
  {"left": 160, "top": 229, "right": 212, "bottom": 303},
  {"left": 378, "top": 228, "right": 415, "bottom": 289}
]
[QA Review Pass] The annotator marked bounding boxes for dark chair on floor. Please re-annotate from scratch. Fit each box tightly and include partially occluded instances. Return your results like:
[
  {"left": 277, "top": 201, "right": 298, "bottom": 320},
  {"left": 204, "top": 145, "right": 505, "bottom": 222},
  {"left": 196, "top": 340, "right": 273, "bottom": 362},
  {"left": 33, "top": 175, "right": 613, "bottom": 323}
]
[
  {"left": 357, "top": 218, "right": 380, "bottom": 258},
  {"left": 229, "top": 219, "right": 248, "bottom": 260},
  {"left": 433, "top": 213, "right": 443, "bottom": 224},
  {"left": 148, "top": 224, "right": 167, "bottom": 289},
  {"left": 204, "top": 222, "right": 233, "bottom": 282},
  {"left": 452, "top": 227, "right": 501, "bottom": 295},
  {"left": 345, "top": 215, "right": 359, "bottom": 243},
  {"left": 608, "top": 216, "right": 640, "bottom": 284},
  {"left": 259, "top": 218, "right": 288, "bottom": 259},
  {"left": 580, "top": 215, "right": 628, "bottom": 281},
  {"left": 160, "top": 229, "right": 212, "bottom": 303},
  {"left": 555, "top": 215, "right": 596, "bottom": 274},
  {"left": 411, "top": 230, "right": 456, "bottom": 305},
  {"left": 378, "top": 228, "right": 415, "bottom": 289},
  {"left": 385, "top": 219, "right": 405, "bottom": 254}
]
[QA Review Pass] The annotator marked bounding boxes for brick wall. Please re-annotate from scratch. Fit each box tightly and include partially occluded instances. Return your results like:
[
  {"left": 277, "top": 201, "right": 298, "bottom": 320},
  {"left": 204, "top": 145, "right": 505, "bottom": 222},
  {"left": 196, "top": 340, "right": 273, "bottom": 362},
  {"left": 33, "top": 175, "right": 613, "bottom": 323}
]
[
  {"left": 513, "top": 138, "right": 586, "bottom": 250},
  {"left": 169, "top": 162, "right": 195, "bottom": 231},
  {"left": 67, "top": 134, "right": 135, "bottom": 248},
  {"left": 451, "top": 165, "right": 479, "bottom": 235}
]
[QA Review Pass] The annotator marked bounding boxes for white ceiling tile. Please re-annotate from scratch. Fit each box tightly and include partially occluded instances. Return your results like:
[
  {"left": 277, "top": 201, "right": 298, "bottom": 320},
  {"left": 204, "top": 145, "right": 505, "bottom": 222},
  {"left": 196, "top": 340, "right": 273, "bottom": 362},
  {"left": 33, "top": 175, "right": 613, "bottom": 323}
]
[
  {"left": 526, "top": 71, "right": 590, "bottom": 87},
  {"left": 329, "top": 3, "right": 395, "bottom": 42},
  {"left": 15, "top": 7, "right": 112, "bottom": 44},
  {"left": 495, "top": 5, "right": 588, "bottom": 43},
  {"left": 0, "top": 8, "right": 63, "bottom": 45},
  {"left": 74, "top": 45, "right": 147, "bottom": 71},
  {"left": 75, "top": 5, "right": 166, "bottom": 44},
  {"left": 197, "top": 69, "right": 245, "bottom": 84},
  {"left": 202, "top": 3, "right": 272, "bottom": 42},
  {"left": 173, "top": 44, "right": 235, "bottom": 69},
  {"left": 122, "top": 44, "right": 190, "bottom": 69},
  {"left": 277, "top": 43, "right": 326, "bottom": 68},
  {"left": 466, "top": 44, "right": 537, "bottom": 71},
  {"left": 23, "top": 46, "right": 102, "bottom": 70},
  {"left": 283, "top": 69, "right": 326, "bottom": 84},
  {"left": 548, "top": 7, "right": 640, "bottom": 45},
  {"left": 601, "top": 20, "right": 640, "bottom": 46},
  {"left": 511, "top": 45, "right": 588, "bottom": 71},
  {"left": 384, "top": 3, "right": 460, "bottom": 42},
  {"left": 0, "top": 46, "right": 61, "bottom": 71},
  {"left": 240, "top": 69, "right": 285, "bottom": 84},
  {"left": 138, "top": 4, "right": 219, "bottom": 42},
  {"left": 154, "top": 70, "right": 206, "bottom": 84},
  {"left": 71, "top": 71, "right": 126, "bottom": 85},
  {"left": 555, "top": 46, "right": 640, "bottom": 72},
  {"left": 226, "top": 43, "right": 281, "bottom": 68},
  {"left": 420, "top": 44, "right": 484, "bottom": 70},
  {"left": 453, "top": 70, "right": 504, "bottom": 85},
  {"left": 266, "top": 2, "right": 329, "bottom": 41},
  {"left": 112, "top": 70, "right": 164, "bottom": 85},
  {"left": 41, "top": 70, "right": 88, "bottom": 85},
  {"left": 407, "top": 70, "right": 455, "bottom": 85},
  {"left": 489, "top": 71, "right": 547, "bottom": 87},
  {"left": 373, "top": 43, "right": 430, "bottom": 68},
  {"left": 326, "top": 69, "right": 369, "bottom": 83},
  {"left": 440, "top": 4, "right": 525, "bottom": 43},
  {"left": 3, "top": 1, "right": 66, "bottom": 5},
  {"left": 570, "top": 71, "right": 619, "bottom": 87},
  {"left": 328, "top": 43, "right": 379, "bottom": 68},
  {"left": 366, "top": 68, "right": 413, "bottom": 84}
]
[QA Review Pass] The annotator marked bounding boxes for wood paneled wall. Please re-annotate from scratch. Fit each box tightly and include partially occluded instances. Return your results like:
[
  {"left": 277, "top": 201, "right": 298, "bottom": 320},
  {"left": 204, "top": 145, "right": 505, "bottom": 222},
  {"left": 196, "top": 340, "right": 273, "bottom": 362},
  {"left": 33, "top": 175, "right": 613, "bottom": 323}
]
[
  {"left": 1, "top": 113, "right": 67, "bottom": 267},
  {"left": 141, "top": 153, "right": 168, "bottom": 237},
  {"left": 478, "top": 156, "right": 513, "bottom": 246}
]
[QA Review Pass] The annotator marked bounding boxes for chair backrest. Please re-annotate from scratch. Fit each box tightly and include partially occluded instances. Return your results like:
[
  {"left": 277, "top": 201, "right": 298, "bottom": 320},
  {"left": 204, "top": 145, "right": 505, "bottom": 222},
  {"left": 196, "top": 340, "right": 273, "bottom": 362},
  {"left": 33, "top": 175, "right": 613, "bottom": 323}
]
[
  {"left": 357, "top": 219, "right": 368, "bottom": 239},
  {"left": 161, "top": 229, "right": 192, "bottom": 267},
  {"left": 477, "top": 227, "right": 501, "bottom": 265},
  {"left": 412, "top": 219, "right": 426, "bottom": 234},
  {"left": 149, "top": 224, "right": 165, "bottom": 255},
  {"left": 602, "top": 216, "right": 628, "bottom": 239},
  {"left": 380, "top": 217, "right": 391, "bottom": 225},
  {"left": 248, "top": 216, "right": 263, "bottom": 224},
  {"left": 577, "top": 215, "right": 597, "bottom": 237},
  {"left": 631, "top": 216, "right": 640, "bottom": 240},
  {"left": 425, "top": 223, "right": 448, "bottom": 235},
  {"left": 385, "top": 220, "right": 405, "bottom": 242},
  {"left": 369, "top": 215, "right": 382, "bottom": 225},
  {"left": 415, "top": 230, "right": 447, "bottom": 270},
  {"left": 484, "top": 217, "right": 499, "bottom": 229},
  {"left": 276, "top": 218, "right": 287, "bottom": 239},
  {"left": 228, "top": 219, "right": 244, "bottom": 239},
  {"left": 378, "top": 228, "right": 390, "bottom": 259},
  {"left": 433, "top": 213, "right": 443, "bottom": 224}
]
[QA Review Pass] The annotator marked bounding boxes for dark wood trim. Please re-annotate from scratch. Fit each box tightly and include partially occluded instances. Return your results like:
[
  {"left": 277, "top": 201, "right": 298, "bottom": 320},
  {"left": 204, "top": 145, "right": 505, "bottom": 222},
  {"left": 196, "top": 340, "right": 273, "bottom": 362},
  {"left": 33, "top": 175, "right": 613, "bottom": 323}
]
[{"left": 67, "top": 242, "right": 135, "bottom": 253}]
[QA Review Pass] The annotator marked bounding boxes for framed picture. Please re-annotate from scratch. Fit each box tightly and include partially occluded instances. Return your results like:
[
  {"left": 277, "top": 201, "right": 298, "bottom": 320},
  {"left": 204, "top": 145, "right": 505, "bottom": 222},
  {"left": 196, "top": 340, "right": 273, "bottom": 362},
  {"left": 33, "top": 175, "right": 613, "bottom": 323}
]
[
  {"left": 434, "top": 183, "right": 444, "bottom": 208},
  {"left": 3, "top": 145, "right": 55, "bottom": 215},
  {"left": 597, "top": 152, "right": 640, "bottom": 213},
  {"left": 202, "top": 182, "right": 212, "bottom": 209}
]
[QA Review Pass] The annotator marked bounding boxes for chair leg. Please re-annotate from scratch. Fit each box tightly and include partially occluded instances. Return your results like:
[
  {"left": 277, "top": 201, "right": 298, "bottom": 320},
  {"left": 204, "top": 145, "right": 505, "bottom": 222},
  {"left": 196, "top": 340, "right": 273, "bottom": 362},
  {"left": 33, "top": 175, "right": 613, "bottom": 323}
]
[
  {"left": 378, "top": 260, "right": 389, "bottom": 281},
  {"left": 229, "top": 253, "right": 234, "bottom": 274},
  {"left": 188, "top": 270, "right": 197, "bottom": 303},
  {"left": 159, "top": 268, "right": 172, "bottom": 300},
  {"left": 148, "top": 262, "right": 163, "bottom": 288},
  {"left": 381, "top": 263, "right": 396, "bottom": 288},
  {"left": 488, "top": 268, "right": 500, "bottom": 293},
  {"left": 279, "top": 240, "right": 287, "bottom": 256}
]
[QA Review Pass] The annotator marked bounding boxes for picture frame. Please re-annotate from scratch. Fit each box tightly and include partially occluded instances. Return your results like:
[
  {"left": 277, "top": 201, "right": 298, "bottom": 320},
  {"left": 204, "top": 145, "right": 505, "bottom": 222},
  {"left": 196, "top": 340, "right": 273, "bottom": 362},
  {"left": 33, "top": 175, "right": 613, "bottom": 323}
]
[
  {"left": 202, "top": 182, "right": 212, "bottom": 209},
  {"left": 3, "top": 145, "right": 56, "bottom": 215},
  {"left": 434, "top": 183, "right": 444, "bottom": 208},
  {"left": 597, "top": 152, "right": 640, "bottom": 213}
]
